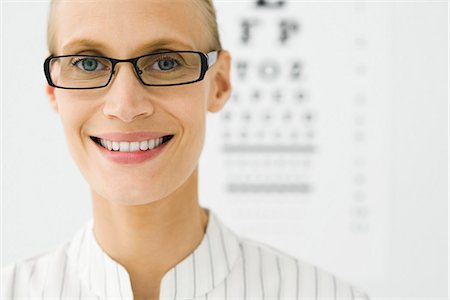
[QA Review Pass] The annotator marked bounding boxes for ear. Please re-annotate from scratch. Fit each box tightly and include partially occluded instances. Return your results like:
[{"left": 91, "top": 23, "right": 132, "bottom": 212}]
[
  {"left": 46, "top": 83, "right": 59, "bottom": 113},
  {"left": 207, "top": 50, "right": 232, "bottom": 113}
]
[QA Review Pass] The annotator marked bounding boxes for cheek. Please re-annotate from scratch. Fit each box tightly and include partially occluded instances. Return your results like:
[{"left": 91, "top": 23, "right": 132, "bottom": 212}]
[
  {"left": 163, "top": 87, "right": 209, "bottom": 170},
  {"left": 54, "top": 92, "right": 97, "bottom": 154},
  {"left": 172, "top": 87, "right": 208, "bottom": 139},
  {"left": 55, "top": 90, "right": 97, "bottom": 129}
]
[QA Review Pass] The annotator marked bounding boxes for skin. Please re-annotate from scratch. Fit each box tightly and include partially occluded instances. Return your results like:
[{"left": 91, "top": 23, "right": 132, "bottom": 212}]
[{"left": 45, "top": 1, "right": 232, "bottom": 299}]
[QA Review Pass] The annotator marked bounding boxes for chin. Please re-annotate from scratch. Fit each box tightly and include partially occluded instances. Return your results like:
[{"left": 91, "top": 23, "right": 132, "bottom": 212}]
[
  {"left": 117, "top": 198, "right": 161, "bottom": 206},
  {"left": 104, "top": 193, "right": 163, "bottom": 206},
  {"left": 91, "top": 182, "right": 161, "bottom": 206}
]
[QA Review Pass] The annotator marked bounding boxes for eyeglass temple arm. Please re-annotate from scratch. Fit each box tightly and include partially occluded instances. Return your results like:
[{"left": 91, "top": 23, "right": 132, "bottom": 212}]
[{"left": 206, "top": 51, "right": 219, "bottom": 68}]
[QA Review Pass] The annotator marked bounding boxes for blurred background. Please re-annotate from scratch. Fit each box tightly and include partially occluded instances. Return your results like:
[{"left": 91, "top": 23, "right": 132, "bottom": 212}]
[{"left": 1, "top": 0, "right": 448, "bottom": 299}]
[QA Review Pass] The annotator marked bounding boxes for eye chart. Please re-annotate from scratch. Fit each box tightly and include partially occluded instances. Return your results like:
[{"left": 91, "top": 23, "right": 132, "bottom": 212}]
[
  {"left": 1, "top": 1, "right": 446, "bottom": 297},
  {"left": 199, "top": 0, "right": 392, "bottom": 289}
]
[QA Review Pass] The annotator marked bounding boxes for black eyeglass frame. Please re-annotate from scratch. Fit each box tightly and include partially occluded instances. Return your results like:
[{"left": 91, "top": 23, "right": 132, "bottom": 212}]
[{"left": 43, "top": 50, "right": 220, "bottom": 89}]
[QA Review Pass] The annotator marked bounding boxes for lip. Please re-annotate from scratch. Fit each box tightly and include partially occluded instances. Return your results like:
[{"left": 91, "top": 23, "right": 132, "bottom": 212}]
[
  {"left": 90, "top": 133, "right": 174, "bottom": 165},
  {"left": 92, "top": 131, "right": 173, "bottom": 142}
]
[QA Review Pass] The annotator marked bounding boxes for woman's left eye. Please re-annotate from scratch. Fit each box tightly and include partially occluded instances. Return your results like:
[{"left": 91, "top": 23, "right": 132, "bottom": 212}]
[{"left": 153, "top": 59, "right": 179, "bottom": 71}]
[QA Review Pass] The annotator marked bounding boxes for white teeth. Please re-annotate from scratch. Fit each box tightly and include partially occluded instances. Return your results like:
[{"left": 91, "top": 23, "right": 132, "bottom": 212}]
[
  {"left": 130, "top": 142, "right": 140, "bottom": 152},
  {"left": 96, "top": 136, "right": 171, "bottom": 152},
  {"left": 148, "top": 139, "right": 155, "bottom": 149},
  {"left": 112, "top": 141, "right": 120, "bottom": 151},
  {"left": 139, "top": 140, "right": 149, "bottom": 151},
  {"left": 119, "top": 142, "right": 130, "bottom": 152}
]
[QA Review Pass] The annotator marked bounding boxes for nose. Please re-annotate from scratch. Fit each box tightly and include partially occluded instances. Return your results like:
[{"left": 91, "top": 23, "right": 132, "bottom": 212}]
[{"left": 102, "top": 63, "right": 155, "bottom": 123}]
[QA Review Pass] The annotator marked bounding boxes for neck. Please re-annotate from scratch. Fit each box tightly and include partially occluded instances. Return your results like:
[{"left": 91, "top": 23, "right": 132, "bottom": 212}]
[{"left": 90, "top": 168, "right": 209, "bottom": 299}]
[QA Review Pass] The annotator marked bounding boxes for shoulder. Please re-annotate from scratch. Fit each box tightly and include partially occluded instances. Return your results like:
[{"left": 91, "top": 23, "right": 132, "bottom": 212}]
[
  {"left": 236, "top": 236, "right": 371, "bottom": 300},
  {"left": 1, "top": 243, "right": 69, "bottom": 299}
]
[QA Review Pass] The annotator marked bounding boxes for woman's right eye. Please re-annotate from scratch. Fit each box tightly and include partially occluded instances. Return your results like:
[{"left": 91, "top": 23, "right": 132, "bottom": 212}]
[{"left": 73, "top": 58, "right": 105, "bottom": 72}]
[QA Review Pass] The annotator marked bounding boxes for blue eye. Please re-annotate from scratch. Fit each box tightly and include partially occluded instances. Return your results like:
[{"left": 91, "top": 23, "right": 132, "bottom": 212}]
[
  {"left": 153, "top": 58, "right": 179, "bottom": 71},
  {"left": 73, "top": 58, "right": 105, "bottom": 72}
]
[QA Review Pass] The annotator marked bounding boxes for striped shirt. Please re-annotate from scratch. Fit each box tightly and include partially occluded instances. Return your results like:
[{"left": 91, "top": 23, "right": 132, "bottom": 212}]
[{"left": 1, "top": 208, "right": 370, "bottom": 299}]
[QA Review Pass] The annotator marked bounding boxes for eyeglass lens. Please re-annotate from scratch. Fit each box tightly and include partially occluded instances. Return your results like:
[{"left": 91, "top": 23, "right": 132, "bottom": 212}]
[{"left": 49, "top": 52, "right": 202, "bottom": 88}]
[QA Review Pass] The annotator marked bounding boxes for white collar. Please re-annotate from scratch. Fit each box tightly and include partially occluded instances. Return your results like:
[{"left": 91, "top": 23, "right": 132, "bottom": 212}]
[{"left": 66, "top": 208, "right": 241, "bottom": 299}]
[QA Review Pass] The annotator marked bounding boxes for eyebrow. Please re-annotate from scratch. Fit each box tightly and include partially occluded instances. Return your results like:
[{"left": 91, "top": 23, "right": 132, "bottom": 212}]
[{"left": 60, "top": 38, "right": 196, "bottom": 55}]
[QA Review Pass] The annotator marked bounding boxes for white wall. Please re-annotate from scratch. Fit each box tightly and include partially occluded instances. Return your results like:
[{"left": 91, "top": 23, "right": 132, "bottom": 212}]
[{"left": 1, "top": 1, "right": 448, "bottom": 298}]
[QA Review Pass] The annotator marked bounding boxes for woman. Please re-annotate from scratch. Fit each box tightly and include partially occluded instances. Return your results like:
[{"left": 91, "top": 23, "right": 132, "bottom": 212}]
[{"left": 1, "top": 0, "right": 370, "bottom": 299}]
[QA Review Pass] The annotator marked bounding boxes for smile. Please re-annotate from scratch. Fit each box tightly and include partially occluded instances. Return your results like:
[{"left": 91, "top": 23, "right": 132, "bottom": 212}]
[{"left": 90, "top": 135, "right": 174, "bottom": 152}]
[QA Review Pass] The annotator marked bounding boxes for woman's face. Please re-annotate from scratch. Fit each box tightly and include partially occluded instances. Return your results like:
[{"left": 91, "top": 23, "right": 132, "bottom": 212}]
[{"left": 46, "top": 0, "right": 231, "bottom": 205}]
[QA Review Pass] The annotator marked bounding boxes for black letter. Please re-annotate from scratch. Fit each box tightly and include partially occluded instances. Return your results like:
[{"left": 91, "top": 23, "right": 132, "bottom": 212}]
[
  {"left": 280, "top": 20, "right": 299, "bottom": 44},
  {"left": 241, "top": 19, "right": 259, "bottom": 44},
  {"left": 256, "top": 0, "right": 286, "bottom": 8}
]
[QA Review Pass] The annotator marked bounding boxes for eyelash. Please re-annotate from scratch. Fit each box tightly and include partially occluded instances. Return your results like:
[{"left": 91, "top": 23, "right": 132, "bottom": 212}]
[
  {"left": 71, "top": 58, "right": 83, "bottom": 66},
  {"left": 69, "top": 55, "right": 182, "bottom": 70},
  {"left": 70, "top": 58, "right": 105, "bottom": 68},
  {"left": 152, "top": 56, "right": 180, "bottom": 66}
]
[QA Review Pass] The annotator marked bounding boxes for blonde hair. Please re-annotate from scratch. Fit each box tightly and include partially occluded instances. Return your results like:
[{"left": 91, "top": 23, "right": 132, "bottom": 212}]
[{"left": 47, "top": 0, "right": 222, "bottom": 55}]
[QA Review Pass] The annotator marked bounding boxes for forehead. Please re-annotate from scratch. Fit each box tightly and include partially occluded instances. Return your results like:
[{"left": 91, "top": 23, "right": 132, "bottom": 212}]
[{"left": 53, "top": 0, "right": 206, "bottom": 56}]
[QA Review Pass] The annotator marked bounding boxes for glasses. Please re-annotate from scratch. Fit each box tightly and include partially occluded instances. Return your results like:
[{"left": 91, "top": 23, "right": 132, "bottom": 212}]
[{"left": 43, "top": 50, "right": 219, "bottom": 89}]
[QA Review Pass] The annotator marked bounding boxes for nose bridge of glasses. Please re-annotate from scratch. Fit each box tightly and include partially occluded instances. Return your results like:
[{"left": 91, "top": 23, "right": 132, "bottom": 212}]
[{"left": 111, "top": 57, "right": 141, "bottom": 78}]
